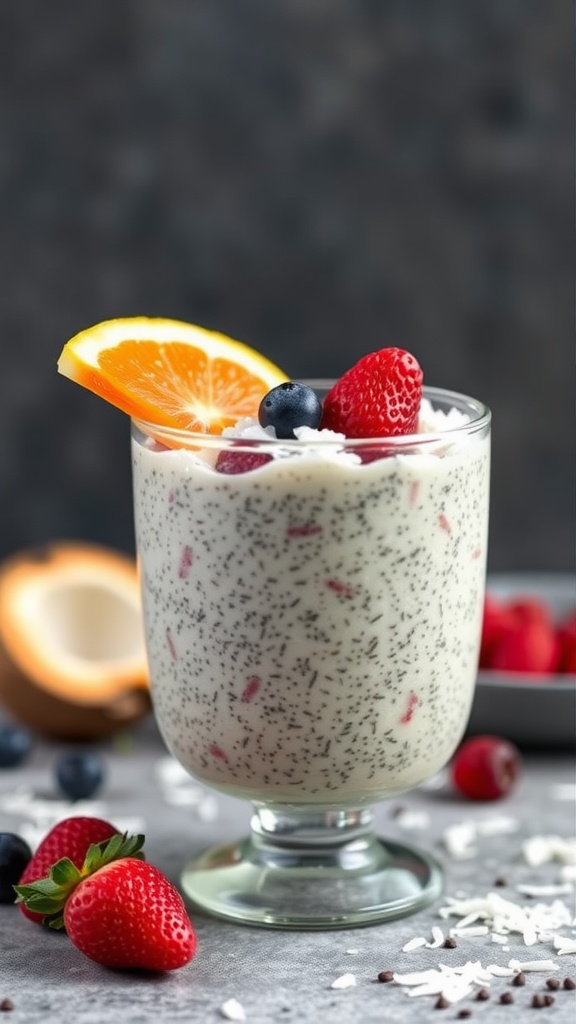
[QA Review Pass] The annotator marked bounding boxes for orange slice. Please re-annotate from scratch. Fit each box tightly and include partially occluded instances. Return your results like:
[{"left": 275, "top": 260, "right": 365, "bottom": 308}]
[{"left": 57, "top": 317, "right": 288, "bottom": 434}]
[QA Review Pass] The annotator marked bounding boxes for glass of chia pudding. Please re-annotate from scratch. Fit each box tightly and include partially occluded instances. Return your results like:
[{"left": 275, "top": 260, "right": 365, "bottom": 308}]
[{"left": 131, "top": 380, "right": 491, "bottom": 929}]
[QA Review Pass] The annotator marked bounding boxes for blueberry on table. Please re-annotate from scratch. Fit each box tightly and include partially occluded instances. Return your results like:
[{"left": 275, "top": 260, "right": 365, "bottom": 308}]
[
  {"left": 0, "top": 833, "right": 32, "bottom": 902},
  {"left": 0, "top": 723, "right": 32, "bottom": 768},
  {"left": 258, "top": 382, "right": 322, "bottom": 439},
  {"left": 55, "top": 751, "right": 105, "bottom": 801}
]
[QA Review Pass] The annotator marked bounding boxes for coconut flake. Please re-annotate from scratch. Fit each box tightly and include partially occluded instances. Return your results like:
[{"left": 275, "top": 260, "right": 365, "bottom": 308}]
[
  {"left": 330, "top": 973, "right": 356, "bottom": 989},
  {"left": 220, "top": 998, "right": 246, "bottom": 1021},
  {"left": 427, "top": 926, "right": 445, "bottom": 949},
  {"left": 402, "top": 936, "right": 428, "bottom": 952},
  {"left": 508, "top": 958, "right": 558, "bottom": 972},
  {"left": 486, "top": 964, "right": 515, "bottom": 977},
  {"left": 442, "top": 821, "right": 478, "bottom": 859},
  {"left": 553, "top": 935, "right": 576, "bottom": 955},
  {"left": 393, "top": 809, "right": 431, "bottom": 831},
  {"left": 438, "top": 891, "right": 574, "bottom": 946},
  {"left": 451, "top": 926, "right": 490, "bottom": 937},
  {"left": 523, "top": 835, "right": 576, "bottom": 867},
  {"left": 517, "top": 882, "right": 574, "bottom": 898}
]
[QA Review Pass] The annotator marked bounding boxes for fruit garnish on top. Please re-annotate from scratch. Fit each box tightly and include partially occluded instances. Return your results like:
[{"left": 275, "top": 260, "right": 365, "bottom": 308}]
[
  {"left": 57, "top": 317, "right": 424, "bottom": 442},
  {"left": 321, "top": 347, "right": 423, "bottom": 438},
  {"left": 57, "top": 317, "right": 288, "bottom": 434}
]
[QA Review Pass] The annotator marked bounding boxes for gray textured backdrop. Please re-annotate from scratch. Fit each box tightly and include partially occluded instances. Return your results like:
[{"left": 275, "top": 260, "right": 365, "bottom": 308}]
[{"left": 0, "top": 0, "right": 572, "bottom": 571}]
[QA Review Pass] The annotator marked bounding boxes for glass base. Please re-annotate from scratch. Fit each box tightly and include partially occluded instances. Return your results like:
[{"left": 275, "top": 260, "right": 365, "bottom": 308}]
[{"left": 180, "top": 804, "right": 442, "bottom": 929}]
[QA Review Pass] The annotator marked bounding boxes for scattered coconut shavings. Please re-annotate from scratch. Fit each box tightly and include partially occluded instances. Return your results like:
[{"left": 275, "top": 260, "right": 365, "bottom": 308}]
[
  {"left": 438, "top": 891, "right": 574, "bottom": 946},
  {"left": 330, "top": 973, "right": 356, "bottom": 989},
  {"left": 402, "top": 936, "right": 428, "bottom": 952},
  {"left": 442, "top": 816, "right": 519, "bottom": 859},
  {"left": 429, "top": 926, "right": 445, "bottom": 948},
  {"left": 450, "top": 926, "right": 490, "bottom": 937},
  {"left": 553, "top": 936, "right": 576, "bottom": 955},
  {"left": 345, "top": 949, "right": 359, "bottom": 955},
  {"left": 390, "top": 953, "right": 565, "bottom": 1005},
  {"left": 517, "top": 882, "right": 574, "bottom": 898},
  {"left": 393, "top": 809, "right": 431, "bottom": 831},
  {"left": 523, "top": 835, "right": 576, "bottom": 868},
  {"left": 220, "top": 998, "right": 246, "bottom": 1021},
  {"left": 508, "top": 959, "right": 558, "bottom": 972},
  {"left": 393, "top": 961, "right": 494, "bottom": 1003}
]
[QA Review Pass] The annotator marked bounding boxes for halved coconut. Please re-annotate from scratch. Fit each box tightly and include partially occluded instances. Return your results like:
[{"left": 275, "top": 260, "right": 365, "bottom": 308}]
[{"left": 0, "top": 542, "right": 150, "bottom": 740}]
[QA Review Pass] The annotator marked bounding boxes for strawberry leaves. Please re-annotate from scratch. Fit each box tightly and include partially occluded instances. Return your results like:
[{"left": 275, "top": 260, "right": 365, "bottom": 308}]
[{"left": 14, "top": 832, "right": 144, "bottom": 928}]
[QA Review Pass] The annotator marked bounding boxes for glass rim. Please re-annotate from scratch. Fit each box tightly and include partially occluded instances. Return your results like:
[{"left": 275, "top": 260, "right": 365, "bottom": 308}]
[{"left": 131, "top": 383, "right": 491, "bottom": 451}]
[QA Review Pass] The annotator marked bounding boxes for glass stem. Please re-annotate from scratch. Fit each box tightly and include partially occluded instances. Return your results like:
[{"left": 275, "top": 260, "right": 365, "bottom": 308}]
[{"left": 248, "top": 804, "right": 382, "bottom": 872}]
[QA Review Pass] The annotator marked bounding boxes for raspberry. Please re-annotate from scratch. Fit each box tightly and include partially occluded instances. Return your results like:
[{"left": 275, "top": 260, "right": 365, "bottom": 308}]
[
  {"left": 451, "top": 735, "right": 522, "bottom": 800},
  {"left": 321, "top": 348, "right": 423, "bottom": 438}
]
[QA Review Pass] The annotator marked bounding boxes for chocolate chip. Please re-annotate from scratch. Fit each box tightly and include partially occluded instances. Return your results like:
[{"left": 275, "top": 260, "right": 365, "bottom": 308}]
[
  {"left": 532, "top": 994, "right": 546, "bottom": 1008},
  {"left": 0, "top": 1002, "right": 13, "bottom": 1013},
  {"left": 543, "top": 995, "right": 555, "bottom": 1007},
  {"left": 500, "top": 992, "right": 514, "bottom": 1004},
  {"left": 512, "top": 972, "right": 526, "bottom": 986},
  {"left": 443, "top": 936, "right": 458, "bottom": 949},
  {"left": 377, "top": 970, "right": 395, "bottom": 983},
  {"left": 563, "top": 977, "right": 576, "bottom": 990},
  {"left": 494, "top": 876, "right": 508, "bottom": 887},
  {"left": 475, "top": 988, "right": 490, "bottom": 1001},
  {"left": 457, "top": 1010, "right": 472, "bottom": 1019},
  {"left": 545, "top": 978, "right": 560, "bottom": 991},
  {"left": 435, "top": 995, "right": 451, "bottom": 1009}
]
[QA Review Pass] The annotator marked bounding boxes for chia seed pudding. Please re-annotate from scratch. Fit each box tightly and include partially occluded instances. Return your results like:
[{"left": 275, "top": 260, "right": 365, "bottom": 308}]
[{"left": 132, "top": 391, "right": 490, "bottom": 807}]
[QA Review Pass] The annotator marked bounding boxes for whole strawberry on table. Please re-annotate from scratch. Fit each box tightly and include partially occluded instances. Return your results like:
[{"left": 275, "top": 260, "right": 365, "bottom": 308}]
[{"left": 14, "top": 816, "right": 197, "bottom": 972}]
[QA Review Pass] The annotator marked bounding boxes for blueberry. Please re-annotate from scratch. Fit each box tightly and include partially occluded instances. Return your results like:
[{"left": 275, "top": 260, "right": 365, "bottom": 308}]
[
  {"left": 258, "top": 382, "right": 322, "bottom": 439},
  {"left": 55, "top": 751, "right": 105, "bottom": 801},
  {"left": 0, "top": 723, "right": 32, "bottom": 768},
  {"left": 0, "top": 833, "right": 32, "bottom": 902}
]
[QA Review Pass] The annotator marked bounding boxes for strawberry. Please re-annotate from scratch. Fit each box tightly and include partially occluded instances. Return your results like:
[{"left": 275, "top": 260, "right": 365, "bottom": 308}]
[
  {"left": 215, "top": 449, "right": 271, "bottom": 474},
  {"left": 321, "top": 347, "right": 423, "bottom": 438},
  {"left": 17, "top": 816, "right": 119, "bottom": 923},
  {"left": 15, "top": 832, "right": 197, "bottom": 972}
]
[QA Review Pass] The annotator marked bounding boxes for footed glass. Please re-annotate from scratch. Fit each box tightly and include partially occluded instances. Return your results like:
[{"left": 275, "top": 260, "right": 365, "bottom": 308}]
[{"left": 131, "top": 385, "right": 491, "bottom": 928}]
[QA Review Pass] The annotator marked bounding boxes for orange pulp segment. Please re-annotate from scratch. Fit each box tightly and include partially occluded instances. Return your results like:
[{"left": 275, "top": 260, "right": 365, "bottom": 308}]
[{"left": 57, "top": 317, "right": 288, "bottom": 434}]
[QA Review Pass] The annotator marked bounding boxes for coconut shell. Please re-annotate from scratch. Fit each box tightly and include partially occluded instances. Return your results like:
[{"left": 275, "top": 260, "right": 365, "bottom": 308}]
[{"left": 0, "top": 542, "right": 151, "bottom": 740}]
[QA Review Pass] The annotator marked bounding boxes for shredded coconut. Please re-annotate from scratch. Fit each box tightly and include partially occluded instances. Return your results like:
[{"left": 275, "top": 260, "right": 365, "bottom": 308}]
[
  {"left": 393, "top": 809, "right": 431, "bottom": 831},
  {"left": 442, "top": 816, "right": 519, "bottom": 860},
  {"left": 438, "top": 891, "right": 574, "bottom": 946},
  {"left": 516, "top": 882, "right": 574, "bottom": 898},
  {"left": 523, "top": 835, "right": 576, "bottom": 867},
  {"left": 330, "top": 973, "right": 357, "bottom": 989},
  {"left": 220, "top": 998, "right": 246, "bottom": 1021},
  {"left": 553, "top": 935, "right": 576, "bottom": 955},
  {"left": 402, "top": 936, "right": 428, "bottom": 952}
]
